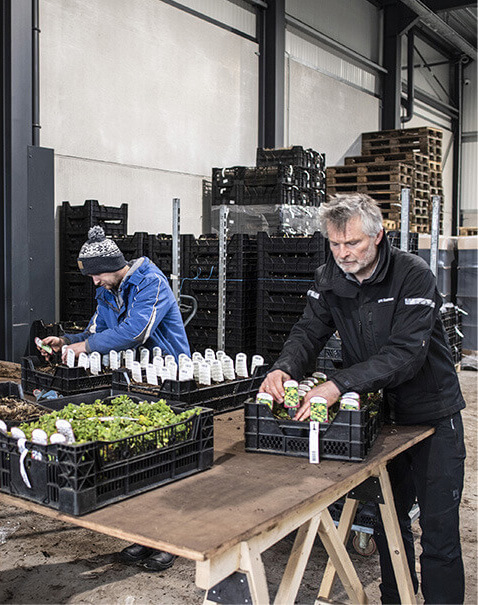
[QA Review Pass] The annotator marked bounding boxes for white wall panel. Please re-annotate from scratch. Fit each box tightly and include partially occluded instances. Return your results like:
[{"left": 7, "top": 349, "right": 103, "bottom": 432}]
[
  {"left": 54, "top": 156, "right": 205, "bottom": 236},
  {"left": 461, "top": 143, "right": 477, "bottom": 217},
  {"left": 171, "top": 0, "right": 256, "bottom": 38},
  {"left": 286, "top": 0, "right": 382, "bottom": 63},
  {"left": 286, "top": 59, "right": 380, "bottom": 166},
  {"left": 40, "top": 0, "right": 258, "bottom": 229},
  {"left": 286, "top": 31, "right": 377, "bottom": 95}
]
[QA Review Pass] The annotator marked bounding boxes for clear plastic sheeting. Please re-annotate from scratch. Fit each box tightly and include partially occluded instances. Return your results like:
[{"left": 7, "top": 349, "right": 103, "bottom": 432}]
[{"left": 211, "top": 204, "right": 322, "bottom": 236}]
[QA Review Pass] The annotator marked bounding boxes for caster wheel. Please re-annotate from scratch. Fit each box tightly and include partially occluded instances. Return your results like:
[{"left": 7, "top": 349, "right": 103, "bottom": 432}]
[{"left": 352, "top": 533, "right": 377, "bottom": 556}]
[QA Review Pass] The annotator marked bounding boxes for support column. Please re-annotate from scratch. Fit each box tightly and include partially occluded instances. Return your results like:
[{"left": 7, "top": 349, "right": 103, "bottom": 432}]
[
  {"left": 382, "top": 1, "right": 417, "bottom": 130},
  {"left": 258, "top": 0, "right": 285, "bottom": 148},
  {"left": 1, "top": 0, "right": 54, "bottom": 361}
]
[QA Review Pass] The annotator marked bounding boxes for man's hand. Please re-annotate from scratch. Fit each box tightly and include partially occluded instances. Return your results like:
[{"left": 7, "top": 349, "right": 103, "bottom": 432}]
[
  {"left": 259, "top": 370, "right": 291, "bottom": 404},
  {"left": 62, "top": 341, "right": 87, "bottom": 364},
  {"left": 37, "top": 336, "right": 65, "bottom": 360},
  {"left": 294, "top": 380, "right": 341, "bottom": 421}
]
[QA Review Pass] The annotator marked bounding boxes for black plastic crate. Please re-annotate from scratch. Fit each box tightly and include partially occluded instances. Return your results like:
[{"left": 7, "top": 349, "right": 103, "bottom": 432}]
[
  {"left": 60, "top": 272, "right": 97, "bottom": 322},
  {"left": 257, "top": 289, "right": 310, "bottom": 314},
  {"left": 256, "top": 309, "right": 301, "bottom": 333},
  {"left": 256, "top": 146, "right": 326, "bottom": 170},
  {"left": 316, "top": 335, "right": 343, "bottom": 375},
  {"left": 212, "top": 182, "right": 323, "bottom": 207},
  {"left": 185, "top": 234, "right": 257, "bottom": 281},
  {"left": 112, "top": 365, "right": 267, "bottom": 414},
  {"left": 113, "top": 232, "right": 149, "bottom": 260},
  {"left": 182, "top": 279, "right": 257, "bottom": 314},
  {"left": 188, "top": 309, "right": 255, "bottom": 331},
  {"left": 186, "top": 327, "right": 257, "bottom": 357},
  {"left": 257, "top": 232, "right": 328, "bottom": 274},
  {"left": 0, "top": 402, "right": 213, "bottom": 515},
  {"left": 60, "top": 200, "right": 128, "bottom": 236},
  {"left": 257, "top": 278, "right": 315, "bottom": 299},
  {"left": 21, "top": 356, "right": 113, "bottom": 396},
  {"left": 29, "top": 320, "right": 88, "bottom": 356},
  {"left": 386, "top": 231, "right": 419, "bottom": 254},
  {"left": 244, "top": 399, "right": 382, "bottom": 462}
]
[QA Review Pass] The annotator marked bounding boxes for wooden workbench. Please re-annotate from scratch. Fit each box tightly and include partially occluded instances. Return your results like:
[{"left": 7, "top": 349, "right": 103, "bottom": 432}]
[{"left": 0, "top": 411, "right": 434, "bottom": 604}]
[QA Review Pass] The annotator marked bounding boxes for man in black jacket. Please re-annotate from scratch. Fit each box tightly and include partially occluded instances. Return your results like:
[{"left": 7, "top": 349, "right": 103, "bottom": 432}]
[{"left": 260, "top": 193, "right": 466, "bottom": 604}]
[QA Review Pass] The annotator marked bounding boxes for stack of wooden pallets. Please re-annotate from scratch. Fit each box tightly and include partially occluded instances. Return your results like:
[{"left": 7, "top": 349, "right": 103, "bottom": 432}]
[{"left": 326, "top": 127, "right": 444, "bottom": 233}]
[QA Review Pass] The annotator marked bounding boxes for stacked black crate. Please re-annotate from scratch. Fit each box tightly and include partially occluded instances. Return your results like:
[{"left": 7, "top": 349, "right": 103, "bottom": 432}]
[
  {"left": 440, "top": 304, "right": 463, "bottom": 365},
  {"left": 181, "top": 234, "right": 257, "bottom": 355},
  {"left": 211, "top": 146, "right": 326, "bottom": 235},
  {"left": 60, "top": 200, "right": 128, "bottom": 322},
  {"left": 256, "top": 232, "right": 329, "bottom": 365}
]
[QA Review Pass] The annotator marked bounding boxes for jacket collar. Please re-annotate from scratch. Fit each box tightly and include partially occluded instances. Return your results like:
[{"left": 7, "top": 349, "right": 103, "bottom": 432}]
[{"left": 317, "top": 232, "right": 392, "bottom": 298}]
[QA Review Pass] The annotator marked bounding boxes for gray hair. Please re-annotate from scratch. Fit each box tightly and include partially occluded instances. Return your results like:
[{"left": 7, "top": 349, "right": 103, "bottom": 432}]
[{"left": 318, "top": 193, "right": 383, "bottom": 238}]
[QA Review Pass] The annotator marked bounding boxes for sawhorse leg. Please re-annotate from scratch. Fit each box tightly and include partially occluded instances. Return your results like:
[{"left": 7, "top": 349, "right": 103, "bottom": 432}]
[
  {"left": 317, "top": 465, "right": 416, "bottom": 605},
  {"left": 318, "top": 497, "right": 359, "bottom": 600}
]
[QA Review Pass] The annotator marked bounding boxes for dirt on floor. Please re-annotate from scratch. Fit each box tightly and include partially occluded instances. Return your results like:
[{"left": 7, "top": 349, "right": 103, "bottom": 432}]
[{"left": 0, "top": 371, "right": 476, "bottom": 605}]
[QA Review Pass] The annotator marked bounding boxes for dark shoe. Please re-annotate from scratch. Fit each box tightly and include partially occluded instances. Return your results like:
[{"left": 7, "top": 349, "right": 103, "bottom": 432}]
[
  {"left": 141, "top": 550, "right": 177, "bottom": 571},
  {"left": 120, "top": 543, "right": 156, "bottom": 563}
]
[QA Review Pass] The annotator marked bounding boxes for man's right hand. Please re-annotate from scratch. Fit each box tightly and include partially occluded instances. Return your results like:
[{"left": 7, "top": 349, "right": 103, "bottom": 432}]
[
  {"left": 259, "top": 370, "right": 291, "bottom": 404},
  {"left": 37, "top": 336, "right": 65, "bottom": 360}
]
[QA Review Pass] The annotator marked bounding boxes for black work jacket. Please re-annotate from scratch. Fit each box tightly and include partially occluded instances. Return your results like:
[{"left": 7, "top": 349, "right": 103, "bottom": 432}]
[{"left": 271, "top": 236, "right": 465, "bottom": 424}]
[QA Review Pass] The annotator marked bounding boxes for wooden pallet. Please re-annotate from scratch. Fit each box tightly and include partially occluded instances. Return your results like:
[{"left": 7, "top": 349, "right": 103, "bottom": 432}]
[
  {"left": 410, "top": 224, "right": 430, "bottom": 234},
  {"left": 383, "top": 219, "right": 399, "bottom": 230},
  {"left": 326, "top": 182, "right": 413, "bottom": 194},
  {"left": 361, "top": 143, "right": 442, "bottom": 162},
  {"left": 362, "top": 126, "right": 443, "bottom": 141},
  {"left": 459, "top": 226, "right": 478, "bottom": 236}
]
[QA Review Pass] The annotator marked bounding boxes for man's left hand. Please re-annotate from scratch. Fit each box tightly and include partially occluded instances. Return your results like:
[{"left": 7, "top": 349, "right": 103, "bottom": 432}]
[
  {"left": 62, "top": 341, "right": 87, "bottom": 363},
  {"left": 294, "top": 380, "right": 341, "bottom": 421}
]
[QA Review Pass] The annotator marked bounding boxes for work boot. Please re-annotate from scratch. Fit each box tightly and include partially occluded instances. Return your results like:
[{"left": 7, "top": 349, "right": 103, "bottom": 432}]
[
  {"left": 120, "top": 543, "right": 156, "bottom": 563},
  {"left": 141, "top": 550, "right": 177, "bottom": 571}
]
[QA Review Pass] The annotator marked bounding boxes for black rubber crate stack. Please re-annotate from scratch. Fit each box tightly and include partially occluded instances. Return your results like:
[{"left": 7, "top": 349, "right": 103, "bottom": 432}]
[
  {"left": 182, "top": 234, "right": 257, "bottom": 356},
  {"left": 60, "top": 200, "right": 128, "bottom": 322},
  {"left": 212, "top": 164, "right": 325, "bottom": 207},
  {"left": 386, "top": 230, "right": 419, "bottom": 254},
  {"left": 440, "top": 304, "right": 463, "bottom": 365},
  {"left": 256, "top": 232, "right": 329, "bottom": 364}
]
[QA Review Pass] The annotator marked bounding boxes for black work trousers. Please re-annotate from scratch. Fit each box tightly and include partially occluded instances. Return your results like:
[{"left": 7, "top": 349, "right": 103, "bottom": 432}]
[{"left": 374, "top": 411, "right": 466, "bottom": 605}]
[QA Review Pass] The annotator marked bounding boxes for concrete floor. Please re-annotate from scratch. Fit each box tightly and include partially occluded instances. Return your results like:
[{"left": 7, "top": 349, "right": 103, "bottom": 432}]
[{"left": 0, "top": 369, "right": 476, "bottom": 604}]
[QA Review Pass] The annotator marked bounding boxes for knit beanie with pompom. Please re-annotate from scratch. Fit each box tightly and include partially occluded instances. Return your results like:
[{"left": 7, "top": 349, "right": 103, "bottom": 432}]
[{"left": 77, "top": 226, "right": 127, "bottom": 275}]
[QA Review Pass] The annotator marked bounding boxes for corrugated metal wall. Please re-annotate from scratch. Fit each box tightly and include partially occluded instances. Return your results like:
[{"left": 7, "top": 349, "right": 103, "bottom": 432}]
[{"left": 286, "top": 0, "right": 382, "bottom": 63}]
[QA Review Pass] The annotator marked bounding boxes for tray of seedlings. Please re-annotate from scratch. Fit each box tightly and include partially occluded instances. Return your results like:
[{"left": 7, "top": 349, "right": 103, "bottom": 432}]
[
  {"left": 245, "top": 373, "right": 383, "bottom": 462},
  {"left": 0, "top": 392, "right": 214, "bottom": 515}
]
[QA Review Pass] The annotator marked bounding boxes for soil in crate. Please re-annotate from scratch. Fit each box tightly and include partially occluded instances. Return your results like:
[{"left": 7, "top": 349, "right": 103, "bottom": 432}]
[{"left": 0, "top": 398, "right": 48, "bottom": 423}]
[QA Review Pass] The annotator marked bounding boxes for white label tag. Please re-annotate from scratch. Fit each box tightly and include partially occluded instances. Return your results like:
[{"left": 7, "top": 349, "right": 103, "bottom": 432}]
[
  {"left": 309, "top": 422, "right": 320, "bottom": 464},
  {"left": 164, "top": 354, "right": 175, "bottom": 366},
  {"left": 146, "top": 363, "right": 158, "bottom": 385},
  {"left": 160, "top": 366, "right": 171, "bottom": 382},
  {"left": 167, "top": 361, "right": 178, "bottom": 381},
  {"left": 131, "top": 361, "right": 143, "bottom": 383},
  {"left": 152, "top": 346, "right": 162, "bottom": 358},
  {"left": 78, "top": 352, "right": 89, "bottom": 370},
  {"left": 109, "top": 350, "right": 119, "bottom": 371},
  {"left": 153, "top": 355, "right": 164, "bottom": 375},
  {"left": 140, "top": 348, "right": 150, "bottom": 368},
  {"left": 89, "top": 352, "right": 101, "bottom": 376},
  {"left": 125, "top": 349, "right": 135, "bottom": 370},
  {"left": 66, "top": 348, "right": 76, "bottom": 368},
  {"left": 102, "top": 354, "right": 110, "bottom": 369}
]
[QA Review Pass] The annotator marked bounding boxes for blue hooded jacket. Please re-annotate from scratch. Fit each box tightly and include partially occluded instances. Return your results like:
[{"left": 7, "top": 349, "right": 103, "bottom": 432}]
[{"left": 64, "top": 257, "right": 190, "bottom": 360}]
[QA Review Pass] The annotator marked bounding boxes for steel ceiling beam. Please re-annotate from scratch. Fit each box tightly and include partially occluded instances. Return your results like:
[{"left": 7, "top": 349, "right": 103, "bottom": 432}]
[{"left": 399, "top": 0, "right": 477, "bottom": 60}]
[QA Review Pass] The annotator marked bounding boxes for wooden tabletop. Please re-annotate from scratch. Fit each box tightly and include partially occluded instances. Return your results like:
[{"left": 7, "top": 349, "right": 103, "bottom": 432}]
[{"left": 0, "top": 411, "right": 434, "bottom": 562}]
